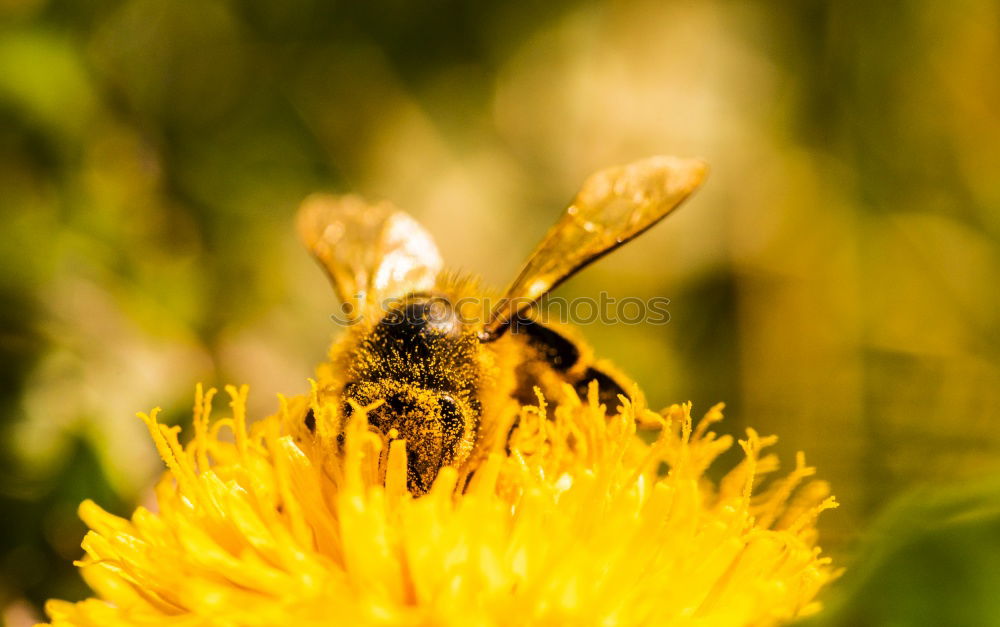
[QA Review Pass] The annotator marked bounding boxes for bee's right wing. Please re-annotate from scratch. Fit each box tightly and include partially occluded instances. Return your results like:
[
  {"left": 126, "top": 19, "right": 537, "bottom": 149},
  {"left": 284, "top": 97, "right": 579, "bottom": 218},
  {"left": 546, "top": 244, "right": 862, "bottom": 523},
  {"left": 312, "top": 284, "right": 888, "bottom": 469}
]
[
  {"left": 480, "top": 156, "right": 707, "bottom": 341},
  {"left": 297, "top": 194, "right": 443, "bottom": 320}
]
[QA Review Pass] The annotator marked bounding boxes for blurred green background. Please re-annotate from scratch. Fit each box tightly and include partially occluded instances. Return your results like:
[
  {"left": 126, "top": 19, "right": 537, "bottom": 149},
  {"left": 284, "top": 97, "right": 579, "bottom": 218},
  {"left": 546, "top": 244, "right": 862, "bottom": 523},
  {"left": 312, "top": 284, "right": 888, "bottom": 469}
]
[{"left": 2, "top": 0, "right": 999, "bottom": 623}]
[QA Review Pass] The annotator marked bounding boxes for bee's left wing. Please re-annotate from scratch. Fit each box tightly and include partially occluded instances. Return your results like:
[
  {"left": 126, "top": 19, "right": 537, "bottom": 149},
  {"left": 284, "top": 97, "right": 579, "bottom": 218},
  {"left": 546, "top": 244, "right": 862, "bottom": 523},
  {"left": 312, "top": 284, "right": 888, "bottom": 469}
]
[{"left": 297, "top": 194, "right": 442, "bottom": 320}]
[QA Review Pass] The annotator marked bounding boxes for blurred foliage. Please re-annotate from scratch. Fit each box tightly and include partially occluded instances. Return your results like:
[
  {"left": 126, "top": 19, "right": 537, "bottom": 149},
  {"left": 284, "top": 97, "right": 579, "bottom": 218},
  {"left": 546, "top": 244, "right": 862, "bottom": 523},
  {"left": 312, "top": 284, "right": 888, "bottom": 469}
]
[
  {"left": 803, "top": 478, "right": 1000, "bottom": 626},
  {"left": 2, "top": 0, "right": 999, "bottom": 622}
]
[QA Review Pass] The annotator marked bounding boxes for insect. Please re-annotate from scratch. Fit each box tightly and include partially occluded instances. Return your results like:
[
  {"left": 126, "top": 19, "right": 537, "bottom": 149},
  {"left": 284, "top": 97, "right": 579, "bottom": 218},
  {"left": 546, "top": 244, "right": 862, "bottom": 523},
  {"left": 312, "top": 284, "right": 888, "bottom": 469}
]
[{"left": 298, "top": 156, "right": 707, "bottom": 493}]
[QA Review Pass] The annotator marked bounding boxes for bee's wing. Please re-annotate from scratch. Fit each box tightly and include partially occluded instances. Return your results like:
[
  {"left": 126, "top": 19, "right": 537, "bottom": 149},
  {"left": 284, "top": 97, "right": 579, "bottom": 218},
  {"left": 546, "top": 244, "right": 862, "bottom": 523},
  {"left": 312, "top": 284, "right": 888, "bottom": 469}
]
[
  {"left": 297, "top": 194, "right": 442, "bottom": 319},
  {"left": 481, "top": 156, "right": 707, "bottom": 341}
]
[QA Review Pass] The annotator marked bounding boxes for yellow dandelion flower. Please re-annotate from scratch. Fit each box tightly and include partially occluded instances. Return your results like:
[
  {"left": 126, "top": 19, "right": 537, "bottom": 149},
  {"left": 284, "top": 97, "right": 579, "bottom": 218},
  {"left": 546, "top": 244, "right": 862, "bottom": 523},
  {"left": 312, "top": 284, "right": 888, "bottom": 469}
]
[{"left": 43, "top": 382, "right": 837, "bottom": 626}]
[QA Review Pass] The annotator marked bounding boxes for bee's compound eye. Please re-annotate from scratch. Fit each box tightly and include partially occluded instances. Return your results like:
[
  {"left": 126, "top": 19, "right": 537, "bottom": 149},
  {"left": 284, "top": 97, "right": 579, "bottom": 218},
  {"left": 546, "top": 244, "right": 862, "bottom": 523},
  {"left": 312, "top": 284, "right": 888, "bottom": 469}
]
[
  {"left": 437, "top": 395, "right": 463, "bottom": 434},
  {"left": 304, "top": 408, "right": 316, "bottom": 433}
]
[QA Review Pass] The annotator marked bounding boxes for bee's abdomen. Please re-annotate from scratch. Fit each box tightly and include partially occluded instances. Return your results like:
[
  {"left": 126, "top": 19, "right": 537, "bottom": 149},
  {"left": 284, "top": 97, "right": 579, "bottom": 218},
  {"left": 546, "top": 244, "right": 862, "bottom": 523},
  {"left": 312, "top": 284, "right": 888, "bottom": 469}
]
[
  {"left": 511, "top": 318, "right": 580, "bottom": 371},
  {"left": 510, "top": 318, "right": 630, "bottom": 410}
]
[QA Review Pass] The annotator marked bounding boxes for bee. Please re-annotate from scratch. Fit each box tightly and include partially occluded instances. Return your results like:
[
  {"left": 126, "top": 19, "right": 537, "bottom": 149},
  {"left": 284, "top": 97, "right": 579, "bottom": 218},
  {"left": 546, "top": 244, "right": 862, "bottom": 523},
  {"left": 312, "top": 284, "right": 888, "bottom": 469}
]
[{"left": 298, "top": 156, "right": 707, "bottom": 493}]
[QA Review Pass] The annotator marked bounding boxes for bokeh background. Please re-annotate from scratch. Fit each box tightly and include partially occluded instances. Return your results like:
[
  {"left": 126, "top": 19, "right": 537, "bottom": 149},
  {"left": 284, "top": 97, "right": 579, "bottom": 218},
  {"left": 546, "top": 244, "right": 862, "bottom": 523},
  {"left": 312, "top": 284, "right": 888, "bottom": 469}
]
[{"left": 2, "top": 0, "right": 999, "bottom": 623}]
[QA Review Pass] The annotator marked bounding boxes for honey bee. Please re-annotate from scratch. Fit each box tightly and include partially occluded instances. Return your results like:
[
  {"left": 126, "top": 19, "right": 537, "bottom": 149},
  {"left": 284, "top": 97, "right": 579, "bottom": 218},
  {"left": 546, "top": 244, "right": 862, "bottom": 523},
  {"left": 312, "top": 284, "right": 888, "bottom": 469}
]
[{"left": 298, "top": 156, "right": 707, "bottom": 493}]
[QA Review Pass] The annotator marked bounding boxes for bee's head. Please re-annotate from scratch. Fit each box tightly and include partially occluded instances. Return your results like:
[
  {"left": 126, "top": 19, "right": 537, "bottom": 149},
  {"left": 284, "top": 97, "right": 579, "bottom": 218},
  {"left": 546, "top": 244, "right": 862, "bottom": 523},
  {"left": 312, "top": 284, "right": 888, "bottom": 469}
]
[{"left": 340, "top": 379, "right": 477, "bottom": 494}]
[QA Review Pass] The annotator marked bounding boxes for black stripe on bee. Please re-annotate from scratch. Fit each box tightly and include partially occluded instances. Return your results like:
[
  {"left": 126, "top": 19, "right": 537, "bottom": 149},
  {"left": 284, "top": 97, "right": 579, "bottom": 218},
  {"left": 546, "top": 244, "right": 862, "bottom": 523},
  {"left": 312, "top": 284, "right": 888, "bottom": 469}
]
[
  {"left": 304, "top": 408, "right": 316, "bottom": 433},
  {"left": 574, "top": 367, "right": 628, "bottom": 409},
  {"left": 511, "top": 318, "right": 580, "bottom": 371}
]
